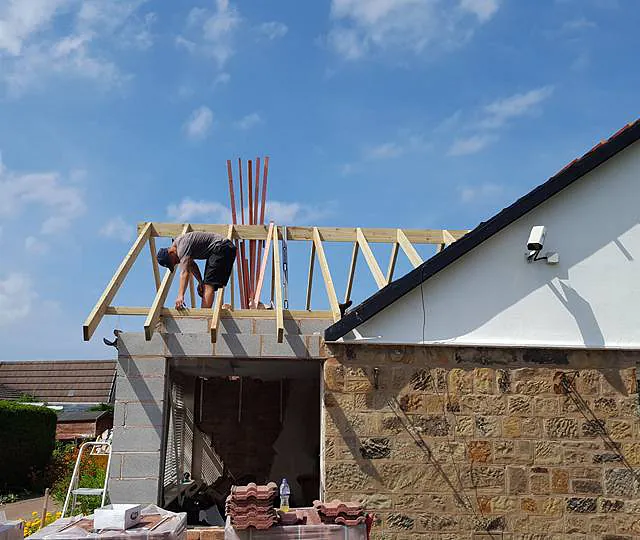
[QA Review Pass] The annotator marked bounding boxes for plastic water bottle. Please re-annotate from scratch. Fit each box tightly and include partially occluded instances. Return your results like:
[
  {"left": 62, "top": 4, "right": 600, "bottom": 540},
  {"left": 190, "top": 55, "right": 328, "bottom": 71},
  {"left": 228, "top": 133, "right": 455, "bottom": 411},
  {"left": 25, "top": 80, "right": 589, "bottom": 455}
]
[{"left": 279, "top": 478, "right": 290, "bottom": 512}]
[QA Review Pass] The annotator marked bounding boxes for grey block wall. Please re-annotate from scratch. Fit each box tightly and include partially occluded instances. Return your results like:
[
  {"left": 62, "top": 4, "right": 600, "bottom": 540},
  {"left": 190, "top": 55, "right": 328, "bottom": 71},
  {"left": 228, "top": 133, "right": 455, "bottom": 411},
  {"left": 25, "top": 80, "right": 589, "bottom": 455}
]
[{"left": 109, "top": 355, "right": 167, "bottom": 505}]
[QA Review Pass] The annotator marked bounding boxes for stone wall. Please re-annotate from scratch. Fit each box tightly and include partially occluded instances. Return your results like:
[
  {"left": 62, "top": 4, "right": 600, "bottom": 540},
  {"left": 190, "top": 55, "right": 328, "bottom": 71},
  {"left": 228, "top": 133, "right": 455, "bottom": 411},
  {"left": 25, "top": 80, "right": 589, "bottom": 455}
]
[{"left": 322, "top": 345, "right": 640, "bottom": 539}]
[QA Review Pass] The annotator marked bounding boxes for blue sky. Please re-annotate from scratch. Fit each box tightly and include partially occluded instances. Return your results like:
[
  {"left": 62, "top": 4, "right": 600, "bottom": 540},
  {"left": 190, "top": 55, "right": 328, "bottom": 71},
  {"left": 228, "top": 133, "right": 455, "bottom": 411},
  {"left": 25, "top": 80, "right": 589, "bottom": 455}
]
[{"left": 0, "top": 0, "right": 638, "bottom": 359}]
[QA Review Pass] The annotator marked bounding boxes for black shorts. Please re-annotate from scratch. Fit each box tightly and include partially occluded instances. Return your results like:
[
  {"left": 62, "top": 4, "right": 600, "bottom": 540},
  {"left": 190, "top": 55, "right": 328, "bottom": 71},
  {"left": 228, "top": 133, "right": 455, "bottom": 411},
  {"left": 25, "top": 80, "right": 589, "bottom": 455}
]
[{"left": 204, "top": 240, "right": 237, "bottom": 288}]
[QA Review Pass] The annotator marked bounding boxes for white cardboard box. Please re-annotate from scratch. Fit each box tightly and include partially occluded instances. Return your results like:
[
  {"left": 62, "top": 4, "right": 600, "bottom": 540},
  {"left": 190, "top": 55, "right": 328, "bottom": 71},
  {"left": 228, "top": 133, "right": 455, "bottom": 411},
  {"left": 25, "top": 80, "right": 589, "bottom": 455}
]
[{"left": 94, "top": 505, "right": 142, "bottom": 531}]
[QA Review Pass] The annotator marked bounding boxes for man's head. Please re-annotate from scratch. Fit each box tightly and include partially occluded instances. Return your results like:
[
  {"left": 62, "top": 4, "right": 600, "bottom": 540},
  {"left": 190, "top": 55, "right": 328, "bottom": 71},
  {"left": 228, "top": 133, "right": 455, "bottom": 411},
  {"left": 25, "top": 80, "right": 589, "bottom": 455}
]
[{"left": 157, "top": 247, "right": 179, "bottom": 272}]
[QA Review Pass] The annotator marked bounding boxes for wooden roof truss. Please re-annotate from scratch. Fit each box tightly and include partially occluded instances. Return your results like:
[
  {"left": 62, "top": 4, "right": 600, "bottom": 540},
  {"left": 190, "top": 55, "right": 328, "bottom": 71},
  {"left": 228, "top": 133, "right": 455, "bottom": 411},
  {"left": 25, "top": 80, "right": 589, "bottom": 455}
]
[{"left": 83, "top": 223, "right": 468, "bottom": 344}]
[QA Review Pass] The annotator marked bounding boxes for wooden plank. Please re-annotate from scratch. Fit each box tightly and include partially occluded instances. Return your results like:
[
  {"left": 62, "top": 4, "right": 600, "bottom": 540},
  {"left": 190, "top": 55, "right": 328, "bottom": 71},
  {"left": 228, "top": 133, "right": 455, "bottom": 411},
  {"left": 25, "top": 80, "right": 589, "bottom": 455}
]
[
  {"left": 83, "top": 222, "right": 152, "bottom": 341},
  {"left": 386, "top": 242, "right": 400, "bottom": 284},
  {"left": 148, "top": 235, "right": 161, "bottom": 291},
  {"left": 210, "top": 224, "right": 234, "bottom": 342},
  {"left": 252, "top": 222, "right": 274, "bottom": 308},
  {"left": 356, "top": 228, "right": 386, "bottom": 289},
  {"left": 305, "top": 242, "right": 315, "bottom": 311},
  {"left": 344, "top": 242, "right": 359, "bottom": 303},
  {"left": 272, "top": 224, "right": 284, "bottom": 342},
  {"left": 227, "top": 159, "right": 245, "bottom": 310},
  {"left": 144, "top": 223, "right": 191, "bottom": 341},
  {"left": 443, "top": 229, "right": 456, "bottom": 244},
  {"left": 144, "top": 223, "right": 469, "bottom": 243},
  {"left": 397, "top": 229, "right": 423, "bottom": 268},
  {"left": 312, "top": 227, "right": 341, "bottom": 321},
  {"left": 106, "top": 306, "right": 333, "bottom": 319}
]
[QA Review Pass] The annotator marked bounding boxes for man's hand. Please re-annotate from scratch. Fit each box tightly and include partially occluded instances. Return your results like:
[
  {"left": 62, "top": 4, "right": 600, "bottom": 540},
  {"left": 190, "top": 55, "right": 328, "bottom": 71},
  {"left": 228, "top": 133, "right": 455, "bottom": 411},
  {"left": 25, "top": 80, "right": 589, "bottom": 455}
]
[
  {"left": 197, "top": 283, "right": 204, "bottom": 298},
  {"left": 175, "top": 295, "right": 186, "bottom": 309}
]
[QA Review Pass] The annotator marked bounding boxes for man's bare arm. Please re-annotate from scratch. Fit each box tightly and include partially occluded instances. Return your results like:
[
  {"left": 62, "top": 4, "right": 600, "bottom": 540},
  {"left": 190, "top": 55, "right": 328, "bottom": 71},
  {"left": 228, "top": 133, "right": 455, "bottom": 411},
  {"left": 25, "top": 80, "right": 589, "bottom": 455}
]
[
  {"left": 189, "top": 260, "right": 203, "bottom": 285},
  {"left": 176, "top": 257, "right": 192, "bottom": 308}
]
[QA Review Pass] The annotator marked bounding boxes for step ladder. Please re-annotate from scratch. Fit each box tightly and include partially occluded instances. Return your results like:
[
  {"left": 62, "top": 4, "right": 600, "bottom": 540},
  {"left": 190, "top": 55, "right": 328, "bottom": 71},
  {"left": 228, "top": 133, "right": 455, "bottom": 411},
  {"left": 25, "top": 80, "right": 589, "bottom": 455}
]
[{"left": 62, "top": 440, "right": 112, "bottom": 517}]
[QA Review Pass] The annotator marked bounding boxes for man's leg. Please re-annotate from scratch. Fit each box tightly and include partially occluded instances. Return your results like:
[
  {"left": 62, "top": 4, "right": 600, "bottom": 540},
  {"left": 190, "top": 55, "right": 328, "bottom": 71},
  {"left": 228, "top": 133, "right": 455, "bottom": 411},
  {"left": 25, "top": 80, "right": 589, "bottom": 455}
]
[{"left": 202, "top": 285, "right": 215, "bottom": 308}]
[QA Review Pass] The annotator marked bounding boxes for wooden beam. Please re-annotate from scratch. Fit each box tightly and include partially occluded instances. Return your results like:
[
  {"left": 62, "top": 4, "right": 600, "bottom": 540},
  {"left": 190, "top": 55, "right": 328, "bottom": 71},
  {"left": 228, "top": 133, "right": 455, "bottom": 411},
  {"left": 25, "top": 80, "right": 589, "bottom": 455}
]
[
  {"left": 305, "top": 242, "right": 315, "bottom": 311},
  {"left": 83, "top": 222, "right": 152, "bottom": 341},
  {"left": 210, "top": 225, "right": 234, "bottom": 343},
  {"left": 356, "top": 228, "right": 386, "bottom": 289},
  {"left": 272, "top": 225, "right": 284, "bottom": 342},
  {"left": 189, "top": 277, "right": 197, "bottom": 308},
  {"left": 344, "top": 242, "right": 359, "bottom": 303},
  {"left": 312, "top": 227, "right": 341, "bottom": 321},
  {"left": 148, "top": 235, "right": 161, "bottom": 291},
  {"left": 397, "top": 229, "right": 423, "bottom": 268},
  {"left": 106, "top": 306, "right": 333, "bottom": 319},
  {"left": 144, "top": 223, "right": 470, "bottom": 244},
  {"left": 443, "top": 229, "right": 456, "bottom": 244},
  {"left": 252, "top": 222, "right": 274, "bottom": 308},
  {"left": 386, "top": 242, "right": 400, "bottom": 284},
  {"left": 144, "top": 223, "right": 191, "bottom": 341}
]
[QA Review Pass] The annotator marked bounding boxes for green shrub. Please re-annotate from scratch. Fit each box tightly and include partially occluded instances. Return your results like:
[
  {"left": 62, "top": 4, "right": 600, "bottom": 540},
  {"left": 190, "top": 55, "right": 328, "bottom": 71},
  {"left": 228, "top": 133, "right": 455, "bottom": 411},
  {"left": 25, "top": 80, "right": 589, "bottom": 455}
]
[{"left": 0, "top": 401, "right": 57, "bottom": 492}]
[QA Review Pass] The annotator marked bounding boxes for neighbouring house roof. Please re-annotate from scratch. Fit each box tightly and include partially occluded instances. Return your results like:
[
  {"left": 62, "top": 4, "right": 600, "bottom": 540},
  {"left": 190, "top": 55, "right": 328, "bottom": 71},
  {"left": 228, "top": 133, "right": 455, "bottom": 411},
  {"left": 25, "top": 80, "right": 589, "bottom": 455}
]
[
  {"left": 325, "top": 119, "right": 640, "bottom": 342},
  {"left": 0, "top": 360, "right": 117, "bottom": 403},
  {"left": 57, "top": 409, "right": 112, "bottom": 423}
]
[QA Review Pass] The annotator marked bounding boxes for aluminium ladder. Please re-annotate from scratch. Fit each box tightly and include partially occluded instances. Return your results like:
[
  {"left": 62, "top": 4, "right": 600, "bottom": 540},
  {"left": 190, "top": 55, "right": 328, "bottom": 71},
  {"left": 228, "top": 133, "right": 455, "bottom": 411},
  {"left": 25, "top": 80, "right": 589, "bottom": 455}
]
[{"left": 62, "top": 441, "right": 112, "bottom": 517}]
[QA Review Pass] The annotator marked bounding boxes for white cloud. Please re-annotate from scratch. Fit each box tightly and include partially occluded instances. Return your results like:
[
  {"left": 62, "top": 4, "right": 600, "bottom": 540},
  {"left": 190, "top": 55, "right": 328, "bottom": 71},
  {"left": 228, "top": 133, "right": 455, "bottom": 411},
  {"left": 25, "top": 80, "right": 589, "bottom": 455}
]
[
  {"left": 479, "top": 86, "right": 555, "bottom": 129},
  {"left": 0, "top": 154, "right": 86, "bottom": 233},
  {"left": 177, "top": 0, "right": 242, "bottom": 67},
  {"left": 562, "top": 17, "right": 597, "bottom": 31},
  {"left": 448, "top": 134, "right": 496, "bottom": 156},
  {"left": 365, "top": 142, "right": 404, "bottom": 160},
  {"left": 234, "top": 112, "right": 262, "bottom": 130},
  {"left": 24, "top": 236, "right": 49, "bottom": 255},
  {"left": 184, "top": 106, "right": 214, "bottom": 140},
  {"left": 327, "top": 0, "right": 501, "bottom": 60},
  {"left": 0, "top": 0, "right": 155, "bottom": 96},
  {"left": 214, "top": 72, "right": 231, "bottom": 86},
  {"left": 167, "top": 199, "right": 230, "bottom": 222},
  {"left": 0, "top": 273, "right": 35, "bottom": 325},
  {"left": 258, "top": 21, "right": 288, "bottom": 40},
  {"left": 167, "top": 198, "right": 333, "bottom": 225},
  {"left": 458, "top": 182, "right": 503, "bottom": 203},
  {"left": 100, "top": 216, "right": 134, "bottom": 242}
]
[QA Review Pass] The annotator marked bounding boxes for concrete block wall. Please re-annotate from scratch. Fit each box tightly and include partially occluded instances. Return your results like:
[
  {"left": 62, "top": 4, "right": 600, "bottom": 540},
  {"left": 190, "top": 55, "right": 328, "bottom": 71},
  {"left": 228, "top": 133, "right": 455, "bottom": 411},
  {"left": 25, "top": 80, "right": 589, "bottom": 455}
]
[
  {"left": 109, "top": 355, "right": 168, "bottom": 504},
  {"left": 323, "top": 344, "right": 640, "bottom": 539}
]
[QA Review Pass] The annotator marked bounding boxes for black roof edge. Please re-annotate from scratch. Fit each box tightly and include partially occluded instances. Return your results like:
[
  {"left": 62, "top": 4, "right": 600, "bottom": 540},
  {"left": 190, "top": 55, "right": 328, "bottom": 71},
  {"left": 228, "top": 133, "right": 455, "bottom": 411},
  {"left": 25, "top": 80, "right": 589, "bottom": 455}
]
[{"left": 325, "top": 120, "right": 640, "bottom": 342}]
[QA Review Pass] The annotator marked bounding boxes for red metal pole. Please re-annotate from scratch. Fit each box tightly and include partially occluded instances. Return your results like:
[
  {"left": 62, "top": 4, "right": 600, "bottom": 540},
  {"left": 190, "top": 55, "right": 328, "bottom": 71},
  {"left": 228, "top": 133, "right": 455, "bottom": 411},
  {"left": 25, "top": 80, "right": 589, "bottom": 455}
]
[{"left": 227, "top": 160, "right": 244, "bottom": 310}]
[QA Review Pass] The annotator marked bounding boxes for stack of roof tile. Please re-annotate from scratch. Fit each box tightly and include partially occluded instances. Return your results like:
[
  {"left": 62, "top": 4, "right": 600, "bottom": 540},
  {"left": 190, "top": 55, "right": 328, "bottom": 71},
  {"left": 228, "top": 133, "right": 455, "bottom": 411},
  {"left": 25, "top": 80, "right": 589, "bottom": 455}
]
[
  {"left": 313, "top": 500, "right": 366, "bottom": 526},
  {"left": 226, "top": 483, "right": 278, "bottom": 530}
]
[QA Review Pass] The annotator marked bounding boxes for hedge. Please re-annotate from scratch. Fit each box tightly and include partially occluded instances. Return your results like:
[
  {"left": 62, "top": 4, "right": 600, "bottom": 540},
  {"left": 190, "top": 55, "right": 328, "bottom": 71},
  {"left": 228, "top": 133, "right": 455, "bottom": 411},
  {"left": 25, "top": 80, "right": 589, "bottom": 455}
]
[{"left": 0, "top": 401, "right": 57, "bottom": 492}]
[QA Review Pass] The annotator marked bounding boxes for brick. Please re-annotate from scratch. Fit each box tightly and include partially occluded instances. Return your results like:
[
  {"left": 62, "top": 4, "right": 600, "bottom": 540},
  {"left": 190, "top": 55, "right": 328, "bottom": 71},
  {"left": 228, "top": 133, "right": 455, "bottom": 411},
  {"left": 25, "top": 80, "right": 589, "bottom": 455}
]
[
  {"left": 108, "top": 453, "right": 123, "bottom": 480},
  {"left": 213, "top": 334, "right": 260, "bottom": 357},
  {"left": 120, "top": 356, "right": 167, "bottom": 376},
  {"left": 253, "top": 318, "right": 298, "bottom": 335},
  {"left": 186, "top": 530, "right": 201, "bottom": 540},
  {"left": 124, "top": 402, "right": 164, "bottom": 426},
  {"left": 260, "top": 334, "right": 313, "bottom": 357},
  {"left": 199, "top": 529, "right": 225, "bottom": 540},
  {"left": 112, "top": 426, "right": 162, "bottom": 452},
  {"left": 118, "top": 332, "right": 166, "bottom": 356},
  {"left": 163, "top": 317, "right": 209, "bottom": 333}
]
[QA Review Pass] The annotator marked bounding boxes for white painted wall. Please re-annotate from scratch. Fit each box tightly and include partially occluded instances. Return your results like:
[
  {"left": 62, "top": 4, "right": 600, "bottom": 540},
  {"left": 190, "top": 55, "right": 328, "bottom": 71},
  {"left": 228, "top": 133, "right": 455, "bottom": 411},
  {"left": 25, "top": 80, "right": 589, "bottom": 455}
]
[{"left": 350, "top": 142, "right": 640, "bottom": 349}]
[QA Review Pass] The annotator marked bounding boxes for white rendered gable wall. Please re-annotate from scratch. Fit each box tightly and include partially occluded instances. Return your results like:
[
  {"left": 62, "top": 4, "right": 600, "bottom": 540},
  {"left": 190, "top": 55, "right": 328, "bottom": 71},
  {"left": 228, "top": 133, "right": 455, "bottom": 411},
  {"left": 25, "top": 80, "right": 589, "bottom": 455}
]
[{"left": 352, "top": 142, "right": 640, "bottom": 349}]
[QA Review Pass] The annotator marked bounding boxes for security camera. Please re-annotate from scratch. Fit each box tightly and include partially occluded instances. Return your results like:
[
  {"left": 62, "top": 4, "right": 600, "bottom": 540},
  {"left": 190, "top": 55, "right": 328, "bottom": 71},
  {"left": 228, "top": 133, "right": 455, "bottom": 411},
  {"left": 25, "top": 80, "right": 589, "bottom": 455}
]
[{"left": 527, "top": 226, "right": 546, "bottom": 251}]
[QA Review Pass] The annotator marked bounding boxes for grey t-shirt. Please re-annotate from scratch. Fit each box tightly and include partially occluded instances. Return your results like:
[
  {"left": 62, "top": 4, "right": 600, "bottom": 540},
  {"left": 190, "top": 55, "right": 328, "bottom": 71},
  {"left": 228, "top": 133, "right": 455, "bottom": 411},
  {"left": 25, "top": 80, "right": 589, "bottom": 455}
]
[{"left": 173, "top": 232, "right": 226, "bottom": 271}]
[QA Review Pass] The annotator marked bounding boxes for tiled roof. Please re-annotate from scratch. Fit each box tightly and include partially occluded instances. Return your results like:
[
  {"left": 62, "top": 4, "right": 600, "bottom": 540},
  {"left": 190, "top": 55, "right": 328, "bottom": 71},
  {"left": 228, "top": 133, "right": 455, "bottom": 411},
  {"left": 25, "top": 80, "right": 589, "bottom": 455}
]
[
  {"left": 0, "top": 360, "right": 116, "bottom": 403},
  {"left": 326, "top": 118, "right": 640, "bottom": 341}
]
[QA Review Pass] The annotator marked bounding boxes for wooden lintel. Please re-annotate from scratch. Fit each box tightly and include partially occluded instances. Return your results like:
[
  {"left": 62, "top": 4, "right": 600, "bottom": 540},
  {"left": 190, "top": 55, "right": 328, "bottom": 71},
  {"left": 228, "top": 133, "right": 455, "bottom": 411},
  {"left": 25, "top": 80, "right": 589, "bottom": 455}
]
[
  {"left": 312, "top": 227, "right": 341, "bottom": 321},
  {"left": 143, "top": 223, "right": 469, "bottom": 244},
  {"left": 386, "top": 242, "right": 400, "bottom": 284},
  {"left": 272, "top": 225, "right": 284, "bottom": 342},
  {"left": 211, "top": 224, "right": 234, "bottom": 342},
  {"left": 356, "top": 228, "right": 386, "bottom": 289},
  {"left": 397, "top": 229, "right": 423, "bottom": 268},
  {"left": 344, "top": 242, "right": 359, "bottom": 303},
  {"left": 305, "top": 242, "right": 315, "bottom": 311},
  {"left": 83, "top": 222, "right": 152, "bottom": 341}
]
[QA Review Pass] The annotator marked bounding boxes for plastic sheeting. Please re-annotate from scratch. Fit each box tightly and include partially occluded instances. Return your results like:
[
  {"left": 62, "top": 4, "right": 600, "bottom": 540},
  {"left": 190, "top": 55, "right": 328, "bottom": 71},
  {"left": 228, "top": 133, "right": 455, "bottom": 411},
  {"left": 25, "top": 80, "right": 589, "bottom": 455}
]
[
  {"left": 224, "top": 517, "right": 366, "bottom": 540},
  {"left": 0, "top": 521, "right": 24, "bottom": 540},
  {"left": 29, "top": 506, "right": 185, "bottom": 540}
]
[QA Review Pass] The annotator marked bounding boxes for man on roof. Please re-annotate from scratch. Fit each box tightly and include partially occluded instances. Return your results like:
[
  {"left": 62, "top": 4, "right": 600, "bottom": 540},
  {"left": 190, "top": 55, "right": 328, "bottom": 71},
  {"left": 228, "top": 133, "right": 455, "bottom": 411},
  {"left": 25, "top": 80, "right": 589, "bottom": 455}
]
[{"left": 156, "top": 231, "right": 237, "bottom": 309}]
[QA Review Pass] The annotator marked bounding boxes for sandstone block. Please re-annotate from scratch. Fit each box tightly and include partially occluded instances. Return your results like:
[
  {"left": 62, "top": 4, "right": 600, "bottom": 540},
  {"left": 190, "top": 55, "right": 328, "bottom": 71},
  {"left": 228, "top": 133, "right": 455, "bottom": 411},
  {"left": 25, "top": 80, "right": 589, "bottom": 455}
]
[
  {"left": 423, "top": 394, "right": 444, "bottom": 414},
  {"left": 605, "top": 469, "right": 638, "bottom": 498},
  {"left": 622, "top": 443, "right": 640, "bottom": 466},
  {"left": 572, "top": 479, "right": 602, "bottom": 494},
  {"left": 497, "top": 369, "right": 511, "bottom": 393},
  {"left": 460, "top": 394, "right": 506, "bottom": 415},
  {"left": 360, "top": 438, "right": 392, "bottom": 459},
  {"left": 551, "top": 469, "right": 569, "bottom": 493},
  {"left": 398, "top": 393, "right": 423, "bottom": 413},
  {"left": 345, "top": 378, "right": 374, "bottom": 392},
  {"left": 521, "top": 417, "right": 542, "bottom": 438},
  {"left": 409, "top": 369, "right": 431, "bottom": 391},
  {"left": 456, "top": 415, "right": 474, "bottom": 437},
  {"left": 545, "top": 417, "right": 578, "bottom": 439},
  {"left": 530, "top": 471, "right": 550, "bottom": 494},
  {"left": 533, "top": 396, "right": 559, "bottom": 416},
  {"left": 474, "top": 368, "right": 495, "bottom": 394},
  {"left": 386, "top": 513, "right": 415, "bottom": 530},
  {"left": 448, "top": 368, "right": 473, "bottom": 394},
  {"left": 575, "top": 370, "right": 601, "bottom": 395},
  {"left": 326, "top": 462, "right": 375, "bottom": 492},
  {"left": 462, "top": 466, "right": 504, "bottom": 489},
  {"left": 594, "top": 396, "right": 619, "bottom": 417},
  {"left": 468, "top": 440, "right": 491, "bottom": 463},
  {"left": 542, "top": 497, "right": 563, "bottom": 516},
  {"left": 502, "top": 417, "right": 521, "bottom": 438},
  {"left": 507, "top": 466, "right": 528, "bottom": 495},
  {"left": 324, "top": 358, "right": 345, "bottom": 391},
  {"left": 508, "top": 395, "right": 532, "bottom": 416},
  {"left": 600, "top": 498, "right": 625, "bottom": 513},
  {"left": 475, "top": 416, "right": 501, "bottom": 438},
  {"left": 608, "top": 419, "right": 633, "bottom": 440},
  {"left": 414, "top": 415, "right": 451, "bottom": 437},
  {"left": 534, "top": 441, "right": 563, "bottom": 465}
]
